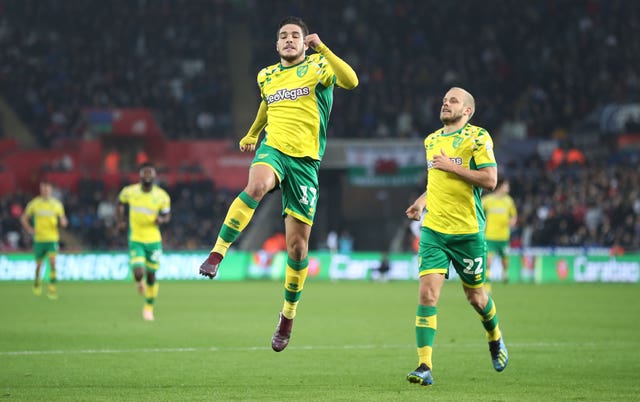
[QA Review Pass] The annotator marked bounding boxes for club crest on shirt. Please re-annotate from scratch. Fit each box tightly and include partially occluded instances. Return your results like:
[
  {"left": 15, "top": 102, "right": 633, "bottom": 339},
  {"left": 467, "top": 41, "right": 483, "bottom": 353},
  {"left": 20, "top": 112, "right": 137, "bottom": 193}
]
[{"left": 297, "top": 65, "right": 308, "bottom": 77}]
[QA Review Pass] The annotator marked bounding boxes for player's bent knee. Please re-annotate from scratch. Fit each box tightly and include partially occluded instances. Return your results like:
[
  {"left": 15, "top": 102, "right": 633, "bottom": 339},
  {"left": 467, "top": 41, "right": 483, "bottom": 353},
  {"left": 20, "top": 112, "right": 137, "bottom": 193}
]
[{"left": 287, "top": 247, "right": 307, "bottom": 261}]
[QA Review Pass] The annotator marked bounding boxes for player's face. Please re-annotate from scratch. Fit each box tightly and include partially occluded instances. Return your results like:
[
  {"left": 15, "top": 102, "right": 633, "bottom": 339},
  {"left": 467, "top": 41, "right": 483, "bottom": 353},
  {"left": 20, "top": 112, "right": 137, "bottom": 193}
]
[
  {"left": 140, "top": 167, "right": 156, "bottom": 186},
  {"left": 40, "top": 183, "right": 52, "bottom": 198},
  {"left": 501, "top": 181, "right": 510, "bottom": 193},
  {"left": 276, "top": 24, "right": 307, "bottom": 64},
  {"left": 440, "top": 90, "right": 469, "bottom": 125}
]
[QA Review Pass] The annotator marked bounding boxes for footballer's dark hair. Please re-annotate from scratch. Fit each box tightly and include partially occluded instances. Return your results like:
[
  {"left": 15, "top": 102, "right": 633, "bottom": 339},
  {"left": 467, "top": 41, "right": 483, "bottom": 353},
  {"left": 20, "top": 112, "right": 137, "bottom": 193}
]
[
  {"left": 277, "top": 16, "right": 309, "bottom": 38},
  {"left": 496, "top": 175, "right": 509, "bottom": 188},
  {"left": 139, "top": 161, "right": 155, "bottom": 171}
]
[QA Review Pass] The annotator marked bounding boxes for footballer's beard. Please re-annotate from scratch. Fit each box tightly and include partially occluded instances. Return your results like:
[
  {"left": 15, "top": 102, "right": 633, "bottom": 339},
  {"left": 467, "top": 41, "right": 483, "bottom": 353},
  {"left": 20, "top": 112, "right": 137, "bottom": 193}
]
[
  {"left": 141, "top": 179, "right": 154, "bottom": 189},
  {"left": 279, "top": 48, "right": 304, "bottom": 63},
  {"left": 440, "top": 111, "right": 464, "bottom": 125}
]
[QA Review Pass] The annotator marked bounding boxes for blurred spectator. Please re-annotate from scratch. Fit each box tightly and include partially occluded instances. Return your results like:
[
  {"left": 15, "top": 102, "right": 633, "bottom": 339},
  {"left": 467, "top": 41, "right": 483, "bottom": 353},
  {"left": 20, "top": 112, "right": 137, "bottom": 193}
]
[
  {"left": 326, "top": 230, "right": 338, "bottom": 254},
  {"left": 104, "top": 148, "right": 121, "bottom": 173},
  {"left": 136, "top": 148, "right": 149, "bottom": 167},
  {"left": 338, "top": 230, "right": 354, "bottom": 254},
  {"left": 262, "top": 232, "right": 287, "bottom": 254},
  {"left": 548, "top": 140, "right": 586, "bottom": 171},
  {"left": 375, "top": 252, "right": 390, "bottom": 282},
  {"left": 96, "top": 195, "right": 116, "bottom": 228}
]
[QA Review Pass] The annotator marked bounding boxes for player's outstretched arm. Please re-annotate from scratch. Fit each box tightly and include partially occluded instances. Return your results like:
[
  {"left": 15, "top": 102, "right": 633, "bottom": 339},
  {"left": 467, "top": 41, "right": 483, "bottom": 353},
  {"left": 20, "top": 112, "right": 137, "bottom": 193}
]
[
  {"left": 305, "top": 34, "right": 358, "bottom": 90},
  {"left": 239, "top": 101, "right": 268, "bottom": 152}
]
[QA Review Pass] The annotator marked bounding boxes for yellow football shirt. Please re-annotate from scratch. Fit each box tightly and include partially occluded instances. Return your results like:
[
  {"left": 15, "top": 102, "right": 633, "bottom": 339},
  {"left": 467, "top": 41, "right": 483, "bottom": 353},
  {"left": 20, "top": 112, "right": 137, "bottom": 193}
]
[
  {"left": 24, "top": 196, "right": 65, "bottom": 242},
  {"left": 422, "top": 123, "right": 497, "bottom": 235},
  {"left": 483, "top": 193, "right": 517, "bottom": 241},
  {"left": 118, "top": 184, "right": 171, "bottom": 243},
  {"left": 258, "top": 53, "right": 336, "bottom": 160}
]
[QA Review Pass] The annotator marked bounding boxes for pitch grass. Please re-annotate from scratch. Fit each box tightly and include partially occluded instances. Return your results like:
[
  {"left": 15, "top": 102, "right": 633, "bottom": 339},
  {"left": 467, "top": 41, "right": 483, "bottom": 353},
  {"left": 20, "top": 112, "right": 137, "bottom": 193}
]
[{"left": 1, "top": 280, "right": 639, "bottom": 401}]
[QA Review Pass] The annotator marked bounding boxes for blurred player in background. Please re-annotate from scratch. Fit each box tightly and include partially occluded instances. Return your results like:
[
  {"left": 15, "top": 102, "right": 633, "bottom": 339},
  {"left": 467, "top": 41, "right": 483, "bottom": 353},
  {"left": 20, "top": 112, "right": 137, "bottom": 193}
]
[
  {"left": 482, "top": 176, "right": 517, "bottom": 285},
  {"left": 20, "top": 180, "right": 68, "bottom": 299},
  {"left": 404, "top": 87, "right": 508, "bottom": 386},
  {"left": 199, "top": 16, "right": 358, "bottom": 352},
  {"left": 117, "top": 162, "right": 171, "bottom": 321}
]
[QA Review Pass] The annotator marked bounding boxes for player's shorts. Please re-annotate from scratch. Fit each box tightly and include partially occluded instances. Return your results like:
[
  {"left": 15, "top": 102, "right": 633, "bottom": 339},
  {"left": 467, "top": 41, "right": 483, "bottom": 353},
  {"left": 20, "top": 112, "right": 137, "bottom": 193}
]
[
  {"left": 128, "top": 241, "right": 162, "bottom": 271},
  {"left": 251, "top": 143, "right": 320, "bottom": 226},
  {"left": 417, "top": 227, "right": 487, "bottom": 288},
  {"left": 33, "top": 241, "right": 59, "bottom": 261},
  {"left": 486, "top": 240, "right": 509, "bottom": 258}
]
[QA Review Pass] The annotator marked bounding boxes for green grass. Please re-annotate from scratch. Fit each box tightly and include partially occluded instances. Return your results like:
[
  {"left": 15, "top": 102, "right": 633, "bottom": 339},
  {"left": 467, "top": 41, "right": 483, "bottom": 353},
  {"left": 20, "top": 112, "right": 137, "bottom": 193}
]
[{"left": 1, "top": 280, "right": 639, "bottom": 401}]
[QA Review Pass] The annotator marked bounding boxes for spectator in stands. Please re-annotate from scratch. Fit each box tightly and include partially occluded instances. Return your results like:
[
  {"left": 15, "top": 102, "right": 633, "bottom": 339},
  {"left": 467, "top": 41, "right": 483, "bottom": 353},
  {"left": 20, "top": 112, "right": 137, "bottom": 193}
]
[
  {"left": 262, "top": 232, "right": 287, "bottom": 254},
  {"left": 547, "top": 140, "right": 586, "bottom": 171},
  {"left": 338, "top": 230, "right": 354, "bottom": 254},
  {"left": 375, "top": 252, "right": 390, "bottom": 282},
  {"left": 104, "top": 148, "right": 121, "bottom": 174},
  {"left": 135, "top": 148, "right": 149, "bottom": 166},
  {"left": 326, "top": 230, "right": 338, "bottom": 254},
  {"left": 96, "top": 193, "right": 116, "bottom": 227}
]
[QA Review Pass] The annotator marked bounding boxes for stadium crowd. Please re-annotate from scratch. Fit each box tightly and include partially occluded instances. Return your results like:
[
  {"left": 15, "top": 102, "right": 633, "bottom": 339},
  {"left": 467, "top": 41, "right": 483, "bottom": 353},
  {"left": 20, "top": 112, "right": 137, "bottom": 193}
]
[
  {"left": 1, "top": 1, "right": 638, "bottom": 146},
  {"left": 1, "top": 0, "right": 640, "bottom": 252},
  {"left": 247, "top": 0, "right": 639, "bottom": 142},
  {"left": 0, "top": 0, "right": 234, "bottom": 145},
  {"left": 510, "top": 162, "right": 640, "bottom": 251}
]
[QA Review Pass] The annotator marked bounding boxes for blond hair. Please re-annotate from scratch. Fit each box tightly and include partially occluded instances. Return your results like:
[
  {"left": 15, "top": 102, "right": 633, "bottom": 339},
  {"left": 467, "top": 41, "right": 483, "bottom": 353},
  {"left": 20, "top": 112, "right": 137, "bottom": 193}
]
[{"left": 450, "top": 87, "right": 475, "bottom": 120}]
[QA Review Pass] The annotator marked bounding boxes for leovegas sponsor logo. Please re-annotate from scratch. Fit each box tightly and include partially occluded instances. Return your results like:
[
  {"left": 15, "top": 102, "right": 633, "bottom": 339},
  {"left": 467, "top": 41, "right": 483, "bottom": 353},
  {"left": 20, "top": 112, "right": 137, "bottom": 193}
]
[
  {"left": 427, "top": 157, "right": 463, "bottom": 169},
  {"left": 266, "top": 87, "right": 310, "bottom": 104}
]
